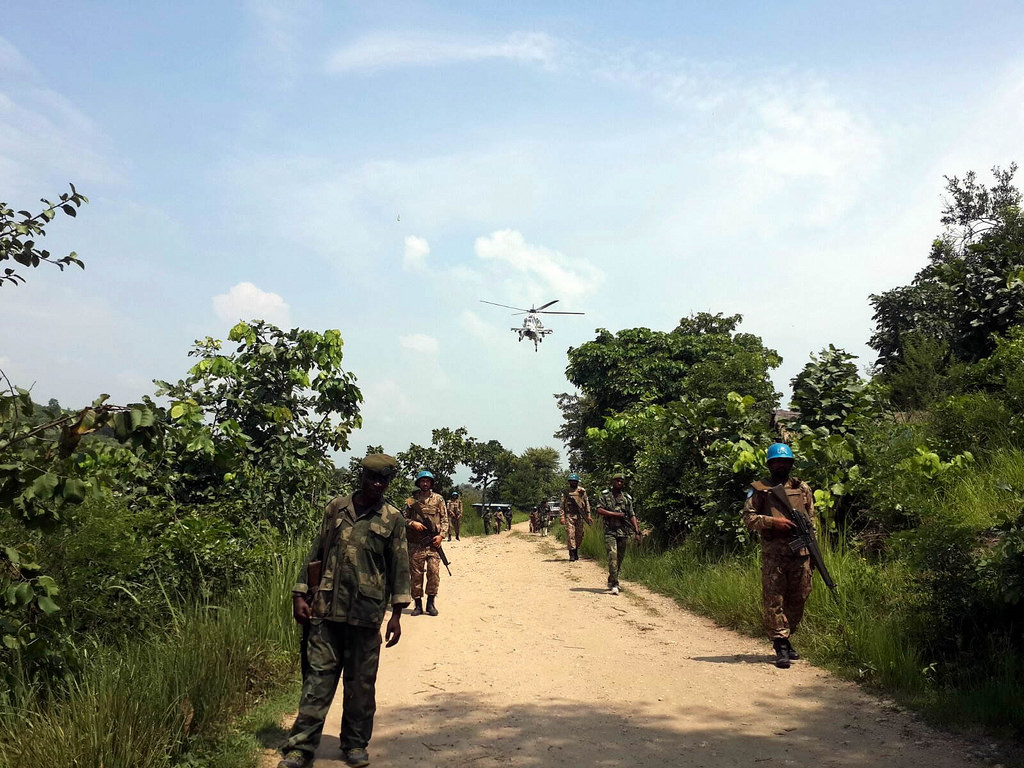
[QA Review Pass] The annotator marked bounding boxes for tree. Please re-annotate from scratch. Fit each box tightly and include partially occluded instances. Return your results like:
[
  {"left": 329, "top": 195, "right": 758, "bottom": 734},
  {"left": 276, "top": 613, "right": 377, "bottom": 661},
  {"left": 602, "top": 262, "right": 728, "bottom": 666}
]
[
  {"left": 154, "top": 321, "right": 362, "bottom": 531},
  {"left": 396, "top": 427, "right": 470, "bottom": 496},
  {"left": 1, "top": 185, "right": 87, "bottom": 287},
  {"left": 560, "top": 312, "right": 781, "bottom": 473},
  {"left": 790, "top": 345, "right": 875, "bottom": 434},
  {"left": 465, "top": 439, "right": 516, "bottom": 508},
  {"left": 504, "top": 447, "right": 562, "bottom": 509},
  {"left": 871, "top": 164, "right": 1024, "bottom": 373}
]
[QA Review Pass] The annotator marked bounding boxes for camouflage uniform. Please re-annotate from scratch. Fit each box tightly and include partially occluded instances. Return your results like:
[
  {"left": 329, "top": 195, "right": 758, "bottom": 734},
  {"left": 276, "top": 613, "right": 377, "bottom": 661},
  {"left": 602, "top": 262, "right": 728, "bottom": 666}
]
[
  {"left": 446, "top": 497, "right": 462, "bottom": 541},
  {"left": 560, "top": 485, "right": 590, "bottom": 553},
  {"left": 742, "top": 478, "right": 817, "bottom": 639},
  {"left": 493, "top": 507, "right": 505, "bottom": 533},
  {"left": 598, "top": 487, "right": 636, "bottom": 590},
  {"left": 282, "top": 493, "right": 411, "bottom": 757},
  {"left": 404, "top": 489, "right": 449, "bottom": 599}
]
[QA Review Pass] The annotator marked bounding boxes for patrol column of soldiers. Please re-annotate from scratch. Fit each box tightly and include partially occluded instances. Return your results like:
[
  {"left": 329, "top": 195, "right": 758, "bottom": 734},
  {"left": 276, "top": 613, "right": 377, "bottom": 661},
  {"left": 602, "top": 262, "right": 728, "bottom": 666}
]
[
  {"left": 594, "top": 473, "right": 640, "bottom": 595},
  {"left": 560, "top": 472, "right": 591, "bottom": 561},
  {"left": 279, "top": 453, "right": 410, "bottom": 768},
  {"left": 404, "top": 470, "right": 449, "bottom": 617},
  {"left": 742, "top": 442, "right": 818, "bottom": 669},
  {"left": 446, "top": 490, "right": 462, "bottom": 541}
]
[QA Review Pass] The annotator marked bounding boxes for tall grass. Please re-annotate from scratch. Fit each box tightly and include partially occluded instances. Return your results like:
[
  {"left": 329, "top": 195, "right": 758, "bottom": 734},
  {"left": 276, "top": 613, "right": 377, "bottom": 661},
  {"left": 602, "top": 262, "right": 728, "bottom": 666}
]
[{"left": 0, "top": 545, "right": 305, "bottom": 768}]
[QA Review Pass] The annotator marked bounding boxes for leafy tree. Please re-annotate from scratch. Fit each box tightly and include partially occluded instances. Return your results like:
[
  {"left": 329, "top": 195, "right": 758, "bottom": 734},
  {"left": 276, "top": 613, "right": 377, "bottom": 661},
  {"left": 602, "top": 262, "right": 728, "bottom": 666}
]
[
  {"left": 504, "top": 447, "right": 562, "bottom": 509},
  {"left": 396, "top": 427, "right": 470, "bottom": 496},
  {"left": 153, "top": 321, "right": 362, "bottom": 532},
  {"left": 465, "top": 439, "right": 516, "bottom": 508},
  {"left": 561, "top": 313, "right": 780, "bottom": 473},
  {"left": 871, "top": 164, "right": 1024, "bottom": 373},
  {"left": 1, "top": 184, "right": 87, "bottom": 287},
  {"left": 790, "top": 345, "right": 875, "bottom": 434}
]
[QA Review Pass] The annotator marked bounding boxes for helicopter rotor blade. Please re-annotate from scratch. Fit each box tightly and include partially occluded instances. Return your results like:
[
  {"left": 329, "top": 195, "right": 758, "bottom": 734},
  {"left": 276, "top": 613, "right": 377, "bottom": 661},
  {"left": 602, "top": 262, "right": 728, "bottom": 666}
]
[
  {"left": 480, "top": 299, "right": 531, "bottom": 312},
  {"left": 537, "top": 311, "right": 586, "bottom": 315},
  {"left": 534, "top": 299, "right": 559, "bottom": 311}
]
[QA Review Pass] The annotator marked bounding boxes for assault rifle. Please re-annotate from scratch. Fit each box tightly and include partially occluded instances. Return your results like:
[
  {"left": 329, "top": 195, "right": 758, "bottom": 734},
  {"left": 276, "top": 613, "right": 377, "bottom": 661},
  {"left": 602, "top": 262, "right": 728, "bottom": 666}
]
[
  {"left": 421, "top": 516, "right": 452, "bottom": 576},
  {"left": 770, "top": 484, "right": 838, "bottom": 594}
]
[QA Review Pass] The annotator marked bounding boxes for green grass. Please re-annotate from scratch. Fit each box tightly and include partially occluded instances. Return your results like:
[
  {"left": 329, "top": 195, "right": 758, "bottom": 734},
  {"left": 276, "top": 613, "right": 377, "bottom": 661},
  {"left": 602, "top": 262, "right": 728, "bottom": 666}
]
[{"left": 0, "top": 545, "right": 306, "bottom": 768}]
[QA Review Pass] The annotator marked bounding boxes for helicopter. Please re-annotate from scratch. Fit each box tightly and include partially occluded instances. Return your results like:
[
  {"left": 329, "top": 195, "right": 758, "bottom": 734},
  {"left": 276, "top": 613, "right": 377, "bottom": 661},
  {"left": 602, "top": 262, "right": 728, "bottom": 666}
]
[{"left": 479, "top": 299, "right": 585, "bottom": 351}]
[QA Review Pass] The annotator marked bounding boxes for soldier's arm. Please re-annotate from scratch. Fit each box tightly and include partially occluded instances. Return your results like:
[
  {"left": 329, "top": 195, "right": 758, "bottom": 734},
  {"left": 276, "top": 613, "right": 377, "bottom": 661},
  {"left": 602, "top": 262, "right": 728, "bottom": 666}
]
[
  {"left": 293, "top": 504, "right": 331, "bottom": 594},
  {"left": 438, "top": 502, "right": 450, "bottom": 539},
  {"left": 741, "top": 491, "right": 774, "bottom": 531},
  {"left": 387, "top": 515, "right": 412, "bottom": 610}
]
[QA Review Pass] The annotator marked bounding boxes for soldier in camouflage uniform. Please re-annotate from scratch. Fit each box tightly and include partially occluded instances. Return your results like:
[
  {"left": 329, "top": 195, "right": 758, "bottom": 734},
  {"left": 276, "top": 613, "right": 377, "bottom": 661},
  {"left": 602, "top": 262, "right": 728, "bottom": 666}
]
[
  {"left": 446, "top": 491, "right": 462, "bottom": 541},
  {"left": 279, "top": 453, "right": 411, "bottom": 768},
  {"left": 560, "top": 473, "right": 592, "bottom": 561},
  {"left": 595, "top": 473, "right": 640, "bottom": 594},
  {"left": 741, "top": 442, "right": 817, "bottom": 669},
  {"left": 536, "top": 499, "right": 550, "bottom": 536},
  {"left": 492, "top": 506, "right": 505, "bottom": 533},
  {"left": 404, "top": 471, "right": 449, "bottom": 616}
]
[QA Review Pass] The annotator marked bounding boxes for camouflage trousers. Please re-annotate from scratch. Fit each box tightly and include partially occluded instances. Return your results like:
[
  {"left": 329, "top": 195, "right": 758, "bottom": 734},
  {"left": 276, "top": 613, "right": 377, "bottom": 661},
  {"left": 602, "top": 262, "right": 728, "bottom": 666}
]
[
  {"left": 281, "top": 620, "right": 382, "bottom": 756},
  {"left": 564, "top": 515, "right": 585, "bottom": 551},
  {"left": 604, "top": 534, "right": 629, "bottom": 589},
  {"left": 409, "top": 544, "right": 440, "bottom": 598},
  {"left": 447, "top": 514, "right": 461, "bottom": 540},
  {"left": 761, "top": 553, "right": 812, "bottom": 639}
]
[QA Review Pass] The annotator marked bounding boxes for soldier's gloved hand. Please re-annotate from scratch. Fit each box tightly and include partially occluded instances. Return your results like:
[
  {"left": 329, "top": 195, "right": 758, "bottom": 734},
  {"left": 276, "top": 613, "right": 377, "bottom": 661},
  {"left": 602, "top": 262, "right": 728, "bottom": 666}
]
[
  {"left": 769, "top": 516, "right": 797, "bottom": 531},
  {"left": 292, "top": 595, "right": 312, "bottom": 625}
]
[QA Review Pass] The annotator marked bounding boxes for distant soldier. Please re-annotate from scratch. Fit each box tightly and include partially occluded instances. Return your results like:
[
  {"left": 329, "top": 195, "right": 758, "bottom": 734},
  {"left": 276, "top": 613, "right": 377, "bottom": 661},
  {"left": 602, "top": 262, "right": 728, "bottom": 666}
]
[
  {"left": 742, "top": 443, "right": 818, "bottom": 669},
  {"left": 506, "top": 506, "right": 514, "bottom": 531},
  {"left": 560, "top": 473, "right": 592, "bottom": 561},
  {"left": 446, "top": 491, "right": 462, "bottom": 541},
  {"left": 536, "top": 499, "right": 550, "bottom": 536},
  {"left": 404, "top": 471, "right": 449, "bottom": 617},
  {"left": 278, "top": 453, "right": 410, "bottom": 768},
  {"left": 595, "top": 473, "right": 640, "bottom": 595},
  {"left": 480, "top": 505, "right": 493, "bottom": 535}
]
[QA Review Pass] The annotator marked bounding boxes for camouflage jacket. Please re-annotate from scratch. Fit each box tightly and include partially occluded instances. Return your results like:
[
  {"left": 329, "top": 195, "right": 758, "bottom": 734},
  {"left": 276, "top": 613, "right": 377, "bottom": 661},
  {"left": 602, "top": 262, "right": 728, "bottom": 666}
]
[
  {"left": 598, "top": 488, "right": 636, "bottom": 537},
  {"left": 294, "top": 494, "right": 412, "bottom": 627},
  {"left": 404, "top": 490, "right": 450, "bottom": 546},
  {"left": 560, "top": 486, "right": 590, "bottom": 518},
  {"left": 742, "top": 477, "right": 817, "bottom": 557},
  {"left": 447, "top": 498, "right": 463, "bottom": 518}
]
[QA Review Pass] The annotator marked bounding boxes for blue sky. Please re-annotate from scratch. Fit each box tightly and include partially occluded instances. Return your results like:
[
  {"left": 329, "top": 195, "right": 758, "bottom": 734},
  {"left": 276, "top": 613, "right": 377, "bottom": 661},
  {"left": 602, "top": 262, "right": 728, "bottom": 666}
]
[{"left": 2, "top": 1, "right": 1023, "bottom": 462}]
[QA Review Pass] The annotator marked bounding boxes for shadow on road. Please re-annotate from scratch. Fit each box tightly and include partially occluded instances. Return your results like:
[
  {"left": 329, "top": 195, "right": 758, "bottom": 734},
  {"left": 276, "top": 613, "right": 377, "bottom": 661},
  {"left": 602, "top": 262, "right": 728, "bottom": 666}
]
[
  {"left": 568, "top": 587, "right": 608, "bottom": 594},
  {"left": 690, "top": 654, "right": 771, "bottom": 665},
  {"left": 312, "top": 685, "right": 963, "bottom": 768}
]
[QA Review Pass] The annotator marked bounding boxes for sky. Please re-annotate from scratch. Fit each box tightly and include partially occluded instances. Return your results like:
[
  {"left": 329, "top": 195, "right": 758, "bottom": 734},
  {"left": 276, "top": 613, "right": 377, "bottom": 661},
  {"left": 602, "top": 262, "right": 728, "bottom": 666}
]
[{"left": 2, "top": 1, "right": 1023, "bottom": 464}]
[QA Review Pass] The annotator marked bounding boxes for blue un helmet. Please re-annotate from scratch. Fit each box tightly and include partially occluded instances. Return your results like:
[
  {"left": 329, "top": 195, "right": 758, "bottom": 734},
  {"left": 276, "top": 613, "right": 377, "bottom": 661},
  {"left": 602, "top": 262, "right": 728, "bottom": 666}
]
[
  {"left": 766, "top": 443, "right": 795, "bottom": 462},
  {"left": 568, "top": 473, "right": 580, "bottom": 482},
  {"left": 415, "top": 470, "right": 435, "bottom": 484}
]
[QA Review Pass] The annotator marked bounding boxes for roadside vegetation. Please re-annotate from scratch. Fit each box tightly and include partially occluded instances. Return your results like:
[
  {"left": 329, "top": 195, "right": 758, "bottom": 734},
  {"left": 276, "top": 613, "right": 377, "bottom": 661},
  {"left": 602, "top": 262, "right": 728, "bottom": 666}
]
[{"left": 557, "top": 165, "right": 1024, "bottom": 738}]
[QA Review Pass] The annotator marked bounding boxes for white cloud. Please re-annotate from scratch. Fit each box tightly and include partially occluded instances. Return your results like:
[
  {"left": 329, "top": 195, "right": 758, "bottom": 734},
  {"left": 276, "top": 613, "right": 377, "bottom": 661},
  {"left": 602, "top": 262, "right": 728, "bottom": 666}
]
[
  {"left": 212, "top": 282, "right": 291, "bottom": 327},
  {"left": 474, "top": 229, "right": 604, "bottom": 304},
  {"left": 399, "top": 333, "right": 439, "bottom": 354},
  {"left": 326, "top": 31, "right": 559, "bottom": 73},
  {"left": 403, "top": 235, "right": 430, "bottom": 271}
]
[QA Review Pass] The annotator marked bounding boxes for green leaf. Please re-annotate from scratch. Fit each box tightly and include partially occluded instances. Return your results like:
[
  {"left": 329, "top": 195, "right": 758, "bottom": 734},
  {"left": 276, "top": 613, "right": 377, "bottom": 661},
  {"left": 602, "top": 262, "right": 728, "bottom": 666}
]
[
  {"left": 36, "top": 595, "right": 60, "bottom": 615},
  {"left": 62, "top": 478, "right": 87, "bottom": 504},
  {"left": 29, "top": 473, "right": 60, "bottom": 500},
  {"left": 170, "top": 404, "right": 185, "bottom": 419}
]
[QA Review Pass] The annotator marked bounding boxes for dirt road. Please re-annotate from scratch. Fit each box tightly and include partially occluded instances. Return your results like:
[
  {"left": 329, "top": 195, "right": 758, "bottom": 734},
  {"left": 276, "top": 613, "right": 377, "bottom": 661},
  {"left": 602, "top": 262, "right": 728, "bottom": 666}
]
[{"left": 292, "top": 524, "right": 978, "bottom": 767}]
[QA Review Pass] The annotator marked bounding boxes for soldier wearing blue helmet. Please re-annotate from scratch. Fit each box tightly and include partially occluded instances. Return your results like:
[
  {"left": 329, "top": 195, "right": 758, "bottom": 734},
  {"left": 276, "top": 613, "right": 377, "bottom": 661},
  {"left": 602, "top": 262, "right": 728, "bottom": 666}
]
[
  {"left": 404, "top": 470, "right": 449, "bottom": 616},
  {"left": 742, "top": 442, "right": 818, "bottom": 669},
  {"left": 560, "top": 472, "right": 592, "bottom": 561}
]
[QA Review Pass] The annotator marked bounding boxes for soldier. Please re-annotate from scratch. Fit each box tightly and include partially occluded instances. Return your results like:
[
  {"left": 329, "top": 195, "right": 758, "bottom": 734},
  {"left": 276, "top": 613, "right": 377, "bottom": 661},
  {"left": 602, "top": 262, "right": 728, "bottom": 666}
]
[
  {"left": 404, "top": 470, "right": 449, "bottom": 616},
  {"left": 446, "top": 490, "right": 462, "bottom": 542},
  {"left": 560, "top": 473, "right": 592, "bottom": 561},
  {"left": 595, "top": 473, "right": 640, "bottom": 595},
  {"left": 741, "top": 443, "right": 817, "bottom": 669},
  {"left": 506, "top": 505, "right": 514, "bottom": 531},
  {"left": 493, "top": 506, "right": 505, "bottom": 533},
  {"left": 536, "top": 499, "right": 550, "bottom": 537},
  {"left": 279, "top": 453, "right": 410, "bottom": 768},
  {"left": 529, "top": 506, "right": 538, "bottom": 533}
]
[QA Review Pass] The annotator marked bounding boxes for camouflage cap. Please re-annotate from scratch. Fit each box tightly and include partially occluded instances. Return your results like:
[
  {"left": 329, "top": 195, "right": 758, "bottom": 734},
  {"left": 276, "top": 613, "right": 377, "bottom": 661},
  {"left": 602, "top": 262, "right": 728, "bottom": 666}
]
[
  {"left": 361, "top": 453, "right": 399, "bottom": 479},
  {"left": 610, "top": 472, "right": 626, "bottom": 481}
]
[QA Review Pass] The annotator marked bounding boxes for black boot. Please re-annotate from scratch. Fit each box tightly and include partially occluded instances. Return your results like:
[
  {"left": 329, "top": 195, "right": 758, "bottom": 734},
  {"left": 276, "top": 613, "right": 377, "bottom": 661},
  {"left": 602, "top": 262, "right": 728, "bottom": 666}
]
[
  {"left": 772, "top": 638, "right": 791, "bottom": 669},
  {"left": 569, "top": 548, "right": 577, "bottom": 562},
  {"left": 426, "top": 596, "right": 438, "bottom": 616},
  {"left": 411, "top": 598, "right": 423, "bottom": 616},
  {"left": 785, "top": 639, "right": 800, "bottom": 660}
]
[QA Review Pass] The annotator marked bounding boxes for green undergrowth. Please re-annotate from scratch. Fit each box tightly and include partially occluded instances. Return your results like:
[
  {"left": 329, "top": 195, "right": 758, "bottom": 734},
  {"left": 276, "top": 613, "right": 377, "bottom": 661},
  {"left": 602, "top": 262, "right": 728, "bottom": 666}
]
[
  {"left": 0, "top": 544, "right": 306, "bottom": 768},
  {"left": 562, "top": 521, "right": 1023, "bottom": 738}
]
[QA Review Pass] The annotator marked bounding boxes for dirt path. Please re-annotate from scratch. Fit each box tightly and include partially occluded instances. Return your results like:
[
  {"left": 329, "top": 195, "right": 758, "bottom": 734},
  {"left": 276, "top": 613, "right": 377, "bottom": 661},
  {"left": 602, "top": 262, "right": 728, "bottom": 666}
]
[{"left": 292, "top": 523, "right": 979, "bottom": 767}]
